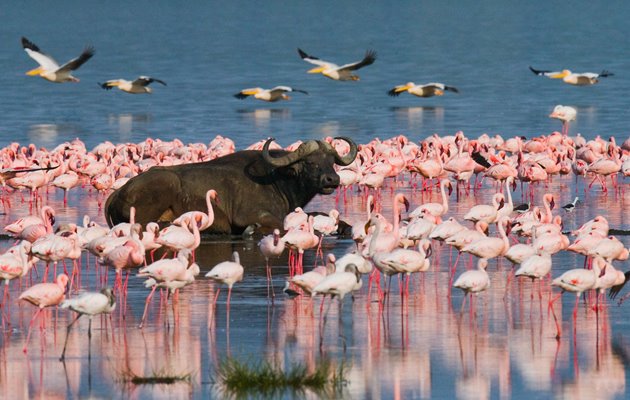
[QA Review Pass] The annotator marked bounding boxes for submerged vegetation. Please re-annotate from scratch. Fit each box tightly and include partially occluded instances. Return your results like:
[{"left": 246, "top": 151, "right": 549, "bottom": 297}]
[
  {"left": 214, "top": 358, "right": 348, "bottom": 398},
  {"left": 120, "top": 368, "right": 194, "bottom": 385}
]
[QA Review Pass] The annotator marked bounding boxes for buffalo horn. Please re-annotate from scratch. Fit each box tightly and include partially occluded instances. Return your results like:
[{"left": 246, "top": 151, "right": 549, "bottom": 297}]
[
  {"left": 331, "top": 136, "right": 358, "bottom": 166},
  {"left": 262, "top": 138, "right": 320, "bottom": 167}
]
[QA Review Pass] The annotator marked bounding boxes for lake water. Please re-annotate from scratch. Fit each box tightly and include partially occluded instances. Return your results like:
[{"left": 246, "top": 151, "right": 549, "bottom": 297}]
[
  {"left": 1, "top": 1, "right": 630, "bottom": 399},
  {"left": 2, "top": 1, "right": 630, "bottom": 150}
]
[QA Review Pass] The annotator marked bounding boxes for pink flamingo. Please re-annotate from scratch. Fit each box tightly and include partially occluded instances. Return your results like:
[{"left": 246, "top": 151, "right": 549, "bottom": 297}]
[
  {"left": 51, "top": 170, "right": 79, "bottom": 206},
  {"left": 453, "top": 258, "right": 490, "bottom": 315},
  {"left": 258, "top": 229, "right": 285, "bottom": 298},
  {"left": 463, "top": 193, "right": 505, "bottom": 225},
  {"left": 137, "top": 250, "right": 197, "bottom": 328},
  {"left": 155, "top": 216, "right": 201, "bottom": 258},
  {"left": 549, "top": 261, "right": 602, "bottom": 338},
  {"left": 59, "top": 287, "right": 116, "bottom": 361},
  {"left": 19, "top": 273, "right": 69, "bottom": 353},
  {"left": 172, "top": 189, "right": 218, "bottom": 231},
  {"left": 205, "top": 251, "right": 244, "bottom": 312},
  {"left": 15, "top": 206, "right": 55, "bottom": 243}
]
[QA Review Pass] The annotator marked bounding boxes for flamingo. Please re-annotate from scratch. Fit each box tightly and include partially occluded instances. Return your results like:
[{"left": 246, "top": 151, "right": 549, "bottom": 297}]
[
  {"left": 19, "top": 274, "right": 69, "bottom": 353},
  {"left": 289, "top": 263, "right": 334, "bottom": 296},
  {"left": 549, "top": 260, "right": 602, "bottom": 338},
  {"left": 59, "top": 288, "right": 116, "bottom": 361},
  {"left": 258, "top": 229, "right": 285, "bottom": 298},
  {"left": 137, "top": 250, "right": 199, "bottom": 328},
  {"left": 515, "top": 252, "right": 553, "bottom": 299},
  {"left": 463, "top": 193, "right": 505, "bottom": 225},
  {"left": 549, "top": 105, "right": 577, "bottom": 136},
  {"left": 409, "top": 178, "right": 452, "bottom": 218},
  {"left": 205, "top": 251, "right": 244, "bottom": 311},
  {"left": 461, "top": 217, "right": 510, "bottom": 260},
  {"left": 453, "top": 258, "right": 490, "bottom": 314},
  {"left": 312, "top": 264, "right": 362, "bottom": 301},
  {"left": 155, "top": 216, "right": 201, "bottom": 257},
  {"left": 172, "top": 189, "right": 218, "bottom": 231},
  {"left": 15, "top": 206, "right": 55, "bottom": 243}
]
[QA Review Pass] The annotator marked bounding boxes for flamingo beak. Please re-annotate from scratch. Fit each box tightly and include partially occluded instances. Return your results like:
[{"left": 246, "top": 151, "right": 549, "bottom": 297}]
[
  {"left": 550, "top": 198, "right": 555, "bottom": 210},
  {"left": 497, "top": 199, "right": 505, "bottom": 210},
  {"left": 426, "top": 244, "right": 433, "bottom": 258},
  {"left": 511, "top": 179, "right": 517, "bottom": 191},
  {"left": 599, "top": 266, "right": 606, "bottom": 278},
  {"left": 447, "top": 184, "right": 453, "bottom": 196},
  {"left": 402, "top": 197, "right": 410, "bottom": 212}
]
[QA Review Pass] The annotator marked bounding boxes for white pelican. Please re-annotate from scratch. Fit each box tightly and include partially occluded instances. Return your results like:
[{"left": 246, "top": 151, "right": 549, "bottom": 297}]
[
  {"left": 529, "top": 66, "right": 613, "bottom": 86},
  {"left": 22, "top": 37, "right": 94, "bottom": 83},
  {"left": 99, "top": 76, "right": 166, "bottom": 94},
  {"left": 234, "top": 86, "right": 308, "bottom": 102},
  {"left": 388, "top": 82, "right": 459, "bottom": 97},
  {"left": 297, "top": 48, "right": 376, "bottom": 81}
]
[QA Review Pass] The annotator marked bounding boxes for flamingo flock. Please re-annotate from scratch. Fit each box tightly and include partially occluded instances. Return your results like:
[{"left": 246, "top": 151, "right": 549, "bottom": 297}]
[{"left": 0, "top": 129, "right": 628, "bottom": 358}]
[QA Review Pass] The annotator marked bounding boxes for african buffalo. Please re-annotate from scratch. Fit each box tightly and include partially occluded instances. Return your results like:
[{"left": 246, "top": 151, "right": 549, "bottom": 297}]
[{"left": 104, "top": 137, "right": 357, "bottom": 234}]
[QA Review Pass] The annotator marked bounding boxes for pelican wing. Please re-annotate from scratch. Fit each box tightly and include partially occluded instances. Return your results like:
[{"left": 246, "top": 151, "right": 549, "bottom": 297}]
[
  {"left": 57, "top": 46, "right": 95, "bottom": 73},
  {"left": 22, "top": 37, "right": 59, "bottom": 70},
  {"left": 270, "top": 86, "right": 308, "bottom": 95},
  {"left": 297, "top": 48, "right": 336, "bottom": 68},
  {"left": 338, "top": 50, "right": 377, "bottom": 71},
  {"left": 133, "top": 76, "right": 167, "bottom": 86}
]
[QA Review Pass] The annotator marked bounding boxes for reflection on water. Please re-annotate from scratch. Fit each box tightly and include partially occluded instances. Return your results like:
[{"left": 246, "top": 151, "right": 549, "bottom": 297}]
[
  {"left": 236, "top": 108, "right": 291, "bottom": 130},
  {"left": 107, "top": 113, "right": 153, "bottom": 143},
  {"left": 391, "top": 106, "right": 446, "bottom": 135},
  {"left": 0, "top": 173, "right": 629, "bottom": 399},
  {"left": 27, "top": 124, "right": 60, "bottom": 147}
]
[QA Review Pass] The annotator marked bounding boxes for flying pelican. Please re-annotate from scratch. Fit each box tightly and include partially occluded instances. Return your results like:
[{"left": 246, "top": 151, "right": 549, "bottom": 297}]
[
  {"left": 388, "top": 82, "right": 459, "bottom": 97},
  {"left": 529, "top": 66, "right": 613, "bottom": 86},
  {"left": 234, "top": 86, "right": 308, "bottom": 102},
  {"left": 99, "top": 76, "right": 166, "bottom": 94},
  {"left": 21, "top": 37, "right": 94, "bottom": 83},
  {"left": 297, "top": 48, "right": 376, "bottom": 81}
]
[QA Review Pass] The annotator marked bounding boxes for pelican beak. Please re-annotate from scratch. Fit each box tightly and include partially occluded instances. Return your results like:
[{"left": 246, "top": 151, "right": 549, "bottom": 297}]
[
  {"left": 308, "top": 66, "right": 325, "bottom": 74},
  {"left": 242, "top": 89, "right": 259, "bottom": 95},
  {"left": 550, "top": 71, "right": 569, "bottom": 79},
  {"left": 394, "top": 85, "right": 409, "bottom": 93},
  {"left": 26, "top": 66, "right": 43, "bottom": 76},
  {"left": 107, "top": 81, "right": 120, "bottom": 87}
]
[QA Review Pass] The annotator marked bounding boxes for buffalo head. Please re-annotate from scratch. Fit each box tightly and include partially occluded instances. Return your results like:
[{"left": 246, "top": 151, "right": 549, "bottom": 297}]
[{"left": 262, "top": 137, "right": 357, "bottom": 194}]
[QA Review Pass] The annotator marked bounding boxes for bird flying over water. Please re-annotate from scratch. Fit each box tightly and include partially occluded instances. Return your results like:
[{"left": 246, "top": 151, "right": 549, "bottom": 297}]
[
  {"left": 529, "top": 66, "right": 613, "bottom": 86},
  {"left": 234, "top": 86, "right": 308, "bottom": 102},
  {"left": 388, "top": 82, "right": 459, "bottom": 98},
  {"left": 21, "top": 37, "right": 94, "bottom": 83},
  {"left": 99, "top": 76, "right": 166, "bottom": 94},
  {"left": 298, "top": 48, "right": 376, "bottom": 81}
]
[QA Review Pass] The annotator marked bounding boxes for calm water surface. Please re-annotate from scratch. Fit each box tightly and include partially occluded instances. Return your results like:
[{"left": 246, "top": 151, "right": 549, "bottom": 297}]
[
  {"left": 0, "top": 174, "right": 629, "bottom": 399},
  {"left": 1, "top": 1, "right": 630, "bottom": 149}
]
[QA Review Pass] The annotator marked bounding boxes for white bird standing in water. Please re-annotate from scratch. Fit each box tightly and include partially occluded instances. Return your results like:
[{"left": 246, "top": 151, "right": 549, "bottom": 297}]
[
  {"left": 59, "top": 287, "right": 116, "bottom": 361},
  {"left": 22, "top": 37, "right": 94, "bottom": 83},
  {"left": 205, "top": 251, "right": 244, "bottom": 311},
  {"left": 549, "top": 105, "right": 577, "bottom": 136}
]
